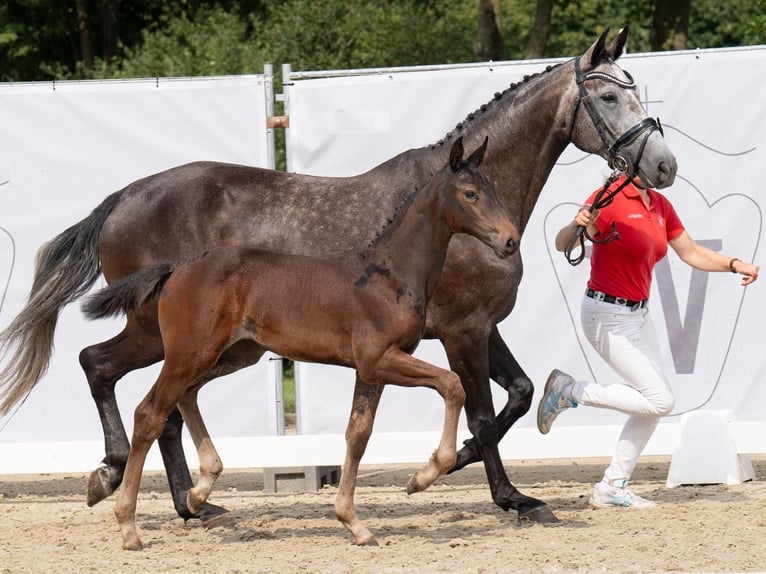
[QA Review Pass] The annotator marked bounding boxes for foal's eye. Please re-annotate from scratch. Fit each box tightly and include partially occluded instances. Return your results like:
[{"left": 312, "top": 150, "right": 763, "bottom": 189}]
[{"left": 464, "top": 190, "right": 478, "bottom": 201}]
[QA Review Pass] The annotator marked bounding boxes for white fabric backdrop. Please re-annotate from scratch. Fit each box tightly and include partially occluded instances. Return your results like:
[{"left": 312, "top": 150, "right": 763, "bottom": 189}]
[
  {"left": 0, "top": 76, "right": 279, "bottom": 472},
  {"left": 2, "top": 48, "right": 764, "bottom": 474},
  {"left": 286, "top": 47, "right": 766, "bottom": 446}
]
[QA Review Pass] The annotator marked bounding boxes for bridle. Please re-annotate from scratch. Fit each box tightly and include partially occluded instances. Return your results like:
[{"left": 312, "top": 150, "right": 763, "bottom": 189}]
[{"left": 564, "top": 56, "right": 665, "bottom": 266}]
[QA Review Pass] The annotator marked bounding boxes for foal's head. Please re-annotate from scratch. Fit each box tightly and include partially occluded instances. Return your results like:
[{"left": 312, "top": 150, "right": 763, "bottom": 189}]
[{"left": 443, "top": 137, "right": 520, "bottom": 258}]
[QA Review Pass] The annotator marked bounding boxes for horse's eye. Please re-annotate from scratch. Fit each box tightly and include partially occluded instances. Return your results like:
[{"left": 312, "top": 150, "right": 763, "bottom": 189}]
[
  {"left": 464, "top": 190, "right": 478, "bottom": 201},
  {"left": 600, "top": 93, "right": 617, "bottom": 103}
]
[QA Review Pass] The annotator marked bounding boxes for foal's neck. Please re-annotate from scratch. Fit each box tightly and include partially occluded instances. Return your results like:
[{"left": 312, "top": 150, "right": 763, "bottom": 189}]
[{"left": 372, "top": 174, "right": 453, "bottom": 296}]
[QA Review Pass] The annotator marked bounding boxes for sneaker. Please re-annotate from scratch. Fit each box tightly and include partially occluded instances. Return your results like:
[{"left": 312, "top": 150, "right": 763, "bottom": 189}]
[
  {"left": 588, "top": 480, "right": 657, "bottom": 509},
  {"left": 536, "top": 369, "right": 577, "bottom": 434}
]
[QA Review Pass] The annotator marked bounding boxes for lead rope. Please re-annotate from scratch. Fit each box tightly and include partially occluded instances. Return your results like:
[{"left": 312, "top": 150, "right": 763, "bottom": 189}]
[{"left": 563, "top": 172, "right": 633, "bottom": 266}]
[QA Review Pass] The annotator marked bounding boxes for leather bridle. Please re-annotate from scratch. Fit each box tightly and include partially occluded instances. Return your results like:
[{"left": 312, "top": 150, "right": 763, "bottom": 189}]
[
  {"left": 564, "top": 56, "right": 665, "bottom": 266},
  {"left": 569, "top": 55, "right": 664, "bottom": 177}
]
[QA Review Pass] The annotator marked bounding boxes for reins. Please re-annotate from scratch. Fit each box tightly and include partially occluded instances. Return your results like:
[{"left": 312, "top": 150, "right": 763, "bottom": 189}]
[{"left": 564, "top": 56, "right": 664, "bottom": 266}]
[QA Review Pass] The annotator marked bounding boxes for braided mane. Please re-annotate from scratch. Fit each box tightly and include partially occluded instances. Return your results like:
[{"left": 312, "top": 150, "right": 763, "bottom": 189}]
[{"left": 429, "top": 62, "right": 563, "bottom": 149}]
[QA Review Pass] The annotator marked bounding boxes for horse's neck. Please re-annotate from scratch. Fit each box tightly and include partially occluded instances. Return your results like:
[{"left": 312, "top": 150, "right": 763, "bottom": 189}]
[
  {"left": 423, "top": 65, "right": 573, "bottom": 234},
  {"left": 373, "top": 176, "right": 451, "bottom": 297}
]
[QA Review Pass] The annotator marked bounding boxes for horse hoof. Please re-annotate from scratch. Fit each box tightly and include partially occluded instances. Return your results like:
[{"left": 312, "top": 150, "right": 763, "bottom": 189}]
[
  {"left": 122, "top": 536, "right": 144, "bottom": 551},
  {"left": 405, "top": 475, "right": 422, "bottom": 495},
  {"left": 355, "top": 534, "right": 379, "bottom": 546},
  {"left": 517, "top": 504, "right": 560, "bottom": 526},
  {"left": 86, "top": 466, "right": 116, "bottom": 507}
]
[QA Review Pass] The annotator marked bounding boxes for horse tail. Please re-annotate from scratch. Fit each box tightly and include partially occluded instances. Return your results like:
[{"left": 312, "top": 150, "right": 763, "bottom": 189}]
[
  {"left": 0, "top": 190, "right": 124, "bottom": 416},
  {"left": 81, "top": 262, "right": 174, "bottom": 320}
]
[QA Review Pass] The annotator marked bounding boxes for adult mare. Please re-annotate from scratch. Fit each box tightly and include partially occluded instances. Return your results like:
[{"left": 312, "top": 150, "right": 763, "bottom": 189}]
[{"left": 0, "top": 27, "right": 677, "bottom": 525}]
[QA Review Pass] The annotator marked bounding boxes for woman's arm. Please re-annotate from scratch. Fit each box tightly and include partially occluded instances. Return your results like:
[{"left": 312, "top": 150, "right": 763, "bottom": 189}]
[
  {"left": 554, "top": 204, "right": 601, "bottom": 252},
  {"left": 669, "top": 230, "right": 760, "bottom": 286}
]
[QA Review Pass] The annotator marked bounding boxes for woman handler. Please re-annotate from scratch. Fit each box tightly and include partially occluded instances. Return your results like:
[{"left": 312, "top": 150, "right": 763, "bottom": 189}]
[{"left": 538, "top": 173, "right": 759, "bottom": 508}]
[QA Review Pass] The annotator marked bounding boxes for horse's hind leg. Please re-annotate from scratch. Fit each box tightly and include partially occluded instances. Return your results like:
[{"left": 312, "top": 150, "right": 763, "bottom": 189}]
[
  {"left": 81, "top": 317, "right": 163, "bottom": 507},
  {"left": 176, "top": 388, "right": 223, "bottom": 514},
  {"left": 116, "top": 362, "right": 198, "bottom": 550},
  {"left": 81, "top": 313, "right": 229, "bottom": 524},
  {"left": 452, "top": 325, "right": 534, "bottom": 472},
  {"left": 335, "top": 375, "right": 383, "bottom": 546}
]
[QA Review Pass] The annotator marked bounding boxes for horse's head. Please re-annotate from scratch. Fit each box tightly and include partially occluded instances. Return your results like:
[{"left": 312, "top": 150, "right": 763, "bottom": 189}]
[
  {"left": 566, "top": 27, "right": 677, "bottom": 188},
  {"left": 445, "top": 136, "right": 520, "bottom": 258}
]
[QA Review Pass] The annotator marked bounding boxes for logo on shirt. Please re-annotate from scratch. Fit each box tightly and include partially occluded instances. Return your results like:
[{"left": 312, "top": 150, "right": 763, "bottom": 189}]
[{"left": 627, "top": 213, "right": 643, "bottom": 219}]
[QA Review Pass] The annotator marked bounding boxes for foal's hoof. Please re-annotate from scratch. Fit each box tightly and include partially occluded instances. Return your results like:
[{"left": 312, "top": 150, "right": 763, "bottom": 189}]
[
  {"left": 517, "top": 504, "right": 560, "bottom": 526},
  {"left": 86, "top": 466, "right": 117, "bottom": 507},
  {"left": 354, "top": 533, "right": 379, "bottom": 546},
  {"left": 406, "top": 475, "right": 423, "bottom": 495},
  {"left": 122, "top": 536, "right": 144, "bottom": 551}
]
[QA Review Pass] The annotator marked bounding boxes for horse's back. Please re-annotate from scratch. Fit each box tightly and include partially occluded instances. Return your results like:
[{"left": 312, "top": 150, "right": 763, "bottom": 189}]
[{"left": 97, "top": 158, "right": 423, "bottom": 283}]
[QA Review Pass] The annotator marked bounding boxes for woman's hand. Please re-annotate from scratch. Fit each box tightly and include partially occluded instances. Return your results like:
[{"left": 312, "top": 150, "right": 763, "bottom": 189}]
[
  {"left": 731, "top": 259, "right": 759, "bottom": 286},
  {"left": 574, "top": 204, "right": 600, "bottom": 229}
]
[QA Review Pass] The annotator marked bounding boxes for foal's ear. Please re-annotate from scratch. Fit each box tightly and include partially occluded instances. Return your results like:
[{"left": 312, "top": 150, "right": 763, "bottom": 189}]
[
  {"left": 449, "top": 136, "right": 465, "bottom": 172},
  {"left": 605, "top": 26, "right": 629, "bottom": 61},
  {"left": 583, "top": 28, "right": 610, "bottom": 69},
  {"left": 467, "top": 136, "right": 489, "bottom": 167}
]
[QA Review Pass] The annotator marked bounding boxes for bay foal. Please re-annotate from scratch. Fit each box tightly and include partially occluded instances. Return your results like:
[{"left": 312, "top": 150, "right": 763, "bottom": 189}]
[{"left": 83, "top": 137, "right": 520, "bottom": 549}]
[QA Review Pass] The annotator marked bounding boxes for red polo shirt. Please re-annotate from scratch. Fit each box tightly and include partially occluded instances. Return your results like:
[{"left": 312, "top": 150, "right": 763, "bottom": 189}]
[{"left": 587, "top": 176, "right": 684, "bottom": 301}]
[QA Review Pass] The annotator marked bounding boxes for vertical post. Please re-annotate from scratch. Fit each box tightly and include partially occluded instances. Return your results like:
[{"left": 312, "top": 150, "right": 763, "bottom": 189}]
[
  {"left": 270, "top": 354, "right": 285, "bottom": 436},
  {"left": 263, "top": 63, "right": 276, "bottom": 170},
  {"left": 281, "top": 63, "right": 293, "bottom": 173}
]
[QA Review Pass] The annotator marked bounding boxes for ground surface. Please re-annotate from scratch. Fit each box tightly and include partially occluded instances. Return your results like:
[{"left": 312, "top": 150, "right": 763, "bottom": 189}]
[{"left": 1, "top": 456, "right": 765, "bottom": 573}]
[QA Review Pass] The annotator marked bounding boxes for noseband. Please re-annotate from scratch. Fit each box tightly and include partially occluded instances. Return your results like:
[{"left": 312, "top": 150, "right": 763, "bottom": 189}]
[{"left": 564, "top": 56, "right": 665, "bottom": 266}]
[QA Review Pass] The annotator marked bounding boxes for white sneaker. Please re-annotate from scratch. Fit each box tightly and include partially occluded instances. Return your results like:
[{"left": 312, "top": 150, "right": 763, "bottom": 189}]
[{"left": 588, "top": 480, "right": 656, "bottom": 509}]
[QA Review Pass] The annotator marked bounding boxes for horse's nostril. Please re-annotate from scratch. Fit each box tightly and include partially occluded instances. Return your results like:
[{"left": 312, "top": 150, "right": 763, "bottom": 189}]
[{"left": 506, "top": 237, "right": 516, "bottom": 252}]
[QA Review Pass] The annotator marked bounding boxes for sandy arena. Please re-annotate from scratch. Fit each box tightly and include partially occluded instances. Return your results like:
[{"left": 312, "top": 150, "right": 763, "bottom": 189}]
[{"left": 1, "top": 456, "right": 765, "bottom": 573}]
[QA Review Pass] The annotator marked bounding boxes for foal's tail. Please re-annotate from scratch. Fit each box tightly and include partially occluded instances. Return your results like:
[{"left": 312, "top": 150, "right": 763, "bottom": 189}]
[
  {"left": 81, "top": 262, "right": 174, "bottom": 321},
  {"left": 0, "top": 190, "right": 124, "bottom": 416}
]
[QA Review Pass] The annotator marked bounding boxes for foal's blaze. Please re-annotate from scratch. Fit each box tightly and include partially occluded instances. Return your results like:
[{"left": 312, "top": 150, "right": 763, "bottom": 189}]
[{"left": 83, "top": 136, "right": 518, "bottom": 549}]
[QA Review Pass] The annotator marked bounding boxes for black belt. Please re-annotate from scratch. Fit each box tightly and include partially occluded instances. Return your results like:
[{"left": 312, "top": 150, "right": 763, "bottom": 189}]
[{"left": 586, "top": 288, "right": 648, "bottom": 311}]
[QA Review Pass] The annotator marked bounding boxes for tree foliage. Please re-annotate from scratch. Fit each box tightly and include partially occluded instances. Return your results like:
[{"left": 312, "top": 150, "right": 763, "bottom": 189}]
[{"left": 0, "top": 0, "right": 763, "bottom": 82}]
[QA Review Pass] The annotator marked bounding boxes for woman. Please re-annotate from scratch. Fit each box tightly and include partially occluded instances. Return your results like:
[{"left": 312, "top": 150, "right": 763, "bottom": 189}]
[{"left": 538, "top": 173, "right": 759, "bottom": 509}]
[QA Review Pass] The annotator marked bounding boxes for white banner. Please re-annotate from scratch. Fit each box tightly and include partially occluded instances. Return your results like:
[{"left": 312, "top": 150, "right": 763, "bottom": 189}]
[
  {"left": 0, "top": 76, "right": 278, "bottom": 471},
  {"left": 286, "top": 47, "right": 766, "bottom": 449}
]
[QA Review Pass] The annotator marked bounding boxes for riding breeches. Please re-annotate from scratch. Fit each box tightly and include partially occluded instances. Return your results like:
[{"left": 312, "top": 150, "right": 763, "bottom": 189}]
[{"left": 571, "top": 296, "right": 675, "bottom": 483}]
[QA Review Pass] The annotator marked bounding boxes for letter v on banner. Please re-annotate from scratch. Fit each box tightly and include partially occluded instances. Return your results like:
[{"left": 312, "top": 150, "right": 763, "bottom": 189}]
[{"left": 654, "top": 238, "right": 721, "bottom": 374}]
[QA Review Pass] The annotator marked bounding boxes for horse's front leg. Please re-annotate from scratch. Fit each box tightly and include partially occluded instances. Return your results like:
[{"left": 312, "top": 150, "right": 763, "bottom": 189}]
[
  {"left": 358, "top": 347, "right": 465, "bottom": 494},
  {"left": 334, "top": 375, "right": 383, "bottom": 546},
  {"left": 451, "top": 324, "right": 534, "bottom": 472},
  {"left": 441, "top": 330, "right": 558, "bottom": 524}
]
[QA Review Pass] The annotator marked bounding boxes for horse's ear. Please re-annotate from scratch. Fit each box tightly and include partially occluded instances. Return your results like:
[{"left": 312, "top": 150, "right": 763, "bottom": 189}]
[
  {"left": 583, "top": 28, "right": 610, "bottom": 69},
  {"left": 449, "top": 136, "right": 465, "bottom": 172},
  {"left": 467, "top": 136, "right": 489, "bottom": 167},
  {"left": 606, "top": 26, "right": 629, "bottom": 61}
]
